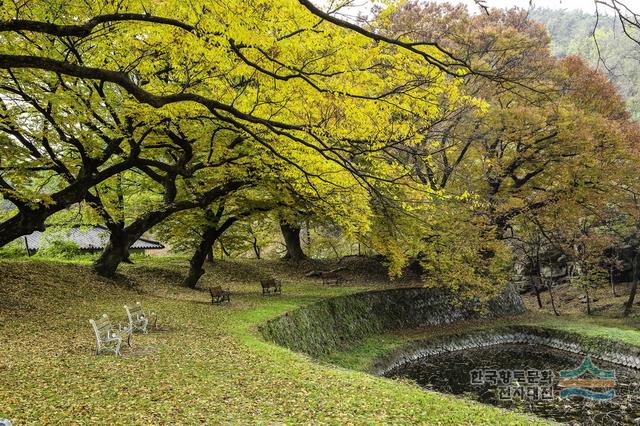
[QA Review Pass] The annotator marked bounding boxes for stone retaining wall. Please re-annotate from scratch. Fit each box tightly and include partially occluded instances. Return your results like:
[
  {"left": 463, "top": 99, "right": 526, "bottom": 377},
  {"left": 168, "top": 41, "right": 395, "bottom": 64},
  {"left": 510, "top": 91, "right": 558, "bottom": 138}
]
[
  {"left": 373, "top": 326, "right": 640, "bottom": 376},
  {"left": 259, "top": 285, "right": 524, "bottom": 357}
]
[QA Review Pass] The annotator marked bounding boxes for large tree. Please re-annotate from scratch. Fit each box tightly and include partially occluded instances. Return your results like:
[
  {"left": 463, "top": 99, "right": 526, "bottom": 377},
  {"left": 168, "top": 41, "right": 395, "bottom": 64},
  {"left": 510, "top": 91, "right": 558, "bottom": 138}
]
[
  {"left": 0, "top": 0, "right": 471, "bottom": 258},
  {"left": 383, "top": 5, "right": 631, "bottom": 234},
  {"left": 87, "top": 119, "right": 251, "bottom": 276}
]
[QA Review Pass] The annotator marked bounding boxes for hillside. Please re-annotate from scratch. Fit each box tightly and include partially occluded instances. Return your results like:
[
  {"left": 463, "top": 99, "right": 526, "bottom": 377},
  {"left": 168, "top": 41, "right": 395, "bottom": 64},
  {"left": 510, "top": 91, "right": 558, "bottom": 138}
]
[{"left": 531, "top": 8, "right": 640, "bottom": 118}]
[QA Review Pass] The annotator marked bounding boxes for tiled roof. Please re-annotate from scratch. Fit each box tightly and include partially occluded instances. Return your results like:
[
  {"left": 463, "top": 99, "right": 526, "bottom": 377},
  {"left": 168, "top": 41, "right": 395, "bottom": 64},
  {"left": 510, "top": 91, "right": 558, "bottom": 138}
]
[{"left": 20, "top": 226, "right": 164, "bottom": 250}]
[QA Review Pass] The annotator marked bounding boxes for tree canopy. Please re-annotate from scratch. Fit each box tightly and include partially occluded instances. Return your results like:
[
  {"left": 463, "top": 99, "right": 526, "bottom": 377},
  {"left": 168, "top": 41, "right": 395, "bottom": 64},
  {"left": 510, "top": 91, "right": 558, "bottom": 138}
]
[{"left": 1, "top": 0, "right": 640, "bottom": 305}]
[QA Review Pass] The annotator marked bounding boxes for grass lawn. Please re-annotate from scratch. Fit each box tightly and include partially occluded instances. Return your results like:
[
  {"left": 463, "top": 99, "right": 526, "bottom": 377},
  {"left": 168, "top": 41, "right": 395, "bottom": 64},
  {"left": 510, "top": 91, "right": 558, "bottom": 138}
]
[{"left": 0, "top": 258, "right": 548, "bottom": 425}]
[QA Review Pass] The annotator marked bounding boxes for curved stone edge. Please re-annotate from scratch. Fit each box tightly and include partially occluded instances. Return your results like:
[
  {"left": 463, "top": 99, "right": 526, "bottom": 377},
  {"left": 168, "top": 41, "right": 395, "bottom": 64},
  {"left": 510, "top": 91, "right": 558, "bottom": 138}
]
[
  {"left": 372, "top": 325, "right": 640, "bottom": 376},
  {"left": 259, "top": 284, "right": 524, "bottom": 358}
]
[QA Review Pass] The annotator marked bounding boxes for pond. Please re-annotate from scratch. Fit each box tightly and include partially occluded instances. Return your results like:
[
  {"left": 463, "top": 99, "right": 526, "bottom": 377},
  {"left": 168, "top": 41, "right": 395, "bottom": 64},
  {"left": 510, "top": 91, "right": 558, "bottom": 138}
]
[{"left": 386, "top": 343, "right": 640, "bottom": 425}]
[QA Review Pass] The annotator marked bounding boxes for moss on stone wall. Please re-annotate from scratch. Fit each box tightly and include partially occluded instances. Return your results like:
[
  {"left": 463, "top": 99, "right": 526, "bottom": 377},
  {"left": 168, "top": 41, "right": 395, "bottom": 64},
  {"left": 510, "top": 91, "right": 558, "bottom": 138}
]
[{"left": 259, "top": 285, "right": 524, "bottom": 357}]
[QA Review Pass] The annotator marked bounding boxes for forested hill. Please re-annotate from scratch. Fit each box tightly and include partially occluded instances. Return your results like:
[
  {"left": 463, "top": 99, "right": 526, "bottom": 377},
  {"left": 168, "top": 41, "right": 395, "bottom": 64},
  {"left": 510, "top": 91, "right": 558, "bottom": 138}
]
[{"left": 531, "top": 8, "right": 640, "bottom": 118}]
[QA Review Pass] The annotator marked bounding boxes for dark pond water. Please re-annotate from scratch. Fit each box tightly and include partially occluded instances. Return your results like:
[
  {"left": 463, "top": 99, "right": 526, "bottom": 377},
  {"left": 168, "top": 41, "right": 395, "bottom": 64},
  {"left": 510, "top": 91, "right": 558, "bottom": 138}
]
[{"left": 387, "top": 344, "right": 640, "bottom": 425}]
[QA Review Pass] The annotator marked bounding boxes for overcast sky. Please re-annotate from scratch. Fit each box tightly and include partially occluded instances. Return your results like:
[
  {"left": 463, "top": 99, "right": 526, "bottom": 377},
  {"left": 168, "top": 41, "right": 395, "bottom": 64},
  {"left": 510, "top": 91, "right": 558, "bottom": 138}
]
[
  {"left": 328, "top": 0, "right": 599, "bottom": 17},
  {"left": 435, "top": 0, "right": 596, "bottom": 13}
]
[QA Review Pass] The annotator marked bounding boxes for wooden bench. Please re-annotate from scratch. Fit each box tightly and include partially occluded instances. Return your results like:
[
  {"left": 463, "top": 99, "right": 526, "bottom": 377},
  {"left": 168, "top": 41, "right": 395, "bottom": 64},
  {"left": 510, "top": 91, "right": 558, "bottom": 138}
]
[
  {"left": 260, "top": 278, "right": 282, "bottom": 295},
  {"left": 89, "top": 314, "right": 131, "bottom": 356},
  {"left": 210, "top": 286, "right": 231, "bottom": 304},
  {"left": 320, "top": 270, "right": 345, "bottom": 286},
  {"left": 124, "top": 302, "right": 157, "bottom": 334}
]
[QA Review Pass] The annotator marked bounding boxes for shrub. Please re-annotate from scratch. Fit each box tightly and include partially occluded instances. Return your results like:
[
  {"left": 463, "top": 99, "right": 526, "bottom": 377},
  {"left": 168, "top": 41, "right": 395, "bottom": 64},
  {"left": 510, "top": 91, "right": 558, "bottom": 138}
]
[
  {"left": 34, "top": 237, "right": 82, "bottom": 259},
  {"left": 0, "top": 241, "right": 27, "bottom": 258}
]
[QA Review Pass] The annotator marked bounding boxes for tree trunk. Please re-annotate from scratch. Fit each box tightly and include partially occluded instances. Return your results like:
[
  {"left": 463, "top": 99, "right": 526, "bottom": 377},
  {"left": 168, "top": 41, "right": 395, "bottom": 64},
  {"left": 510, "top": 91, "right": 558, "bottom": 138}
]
[
  {"left": 585, "top": 287, "right": 591, "bottom": 315},
  {"left": 92, "top": 181, "right": 246, "bottom": 277},
  {"left": 93, "top": 228, "right": 135, "bottom": 277},
  {"left": 92, "top": 213, "right": 166, "bottom": 277},
  {"left": 184, "top": 217, "right": 236, "bottom": 288},
  {"left": 253, "top": 236, "right": 261, "bottom": 259},
  {"left": 532, "top": 258, "right": 542, "bottom": 309},
  {"left": 220, "top": 239, "right": 230, "bottom": 257},
  {"left": 610, "top": 265, "right": 618, "bottom": 297},
  {"left": 546, "top": 279, "right": 560, "bottom": 316},
  {"left": 184, "top": 239, "right": 213, "bottom": 289},
  {"left": 280, "top": 222, "right": 306, "bottom": 261},
  {"left": 185, "top": 229, "right": 223, "bottom": 288},
  {"left": 624, "top": 251, "right": 639, "bottom": 316},
  {"left": 533, "top": 277, "right": 543, "bottom": 309}
]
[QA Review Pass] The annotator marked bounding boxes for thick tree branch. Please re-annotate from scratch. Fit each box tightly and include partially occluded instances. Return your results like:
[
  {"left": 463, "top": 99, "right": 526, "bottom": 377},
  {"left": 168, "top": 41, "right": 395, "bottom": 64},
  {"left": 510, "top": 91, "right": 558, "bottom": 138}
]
[
  {"left": 0, "top": 55, "right": 306, "bottom": 132},
  {"left": 296, "top": 0, "right": 467, "bottom": 77},
  {"left": 0, "top": 14, "right": 196, "bottom": 37}
]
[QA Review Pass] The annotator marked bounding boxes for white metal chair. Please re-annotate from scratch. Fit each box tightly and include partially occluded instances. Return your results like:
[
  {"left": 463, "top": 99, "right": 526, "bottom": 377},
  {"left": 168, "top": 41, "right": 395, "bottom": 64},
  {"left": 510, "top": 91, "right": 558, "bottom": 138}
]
[
  {"left": 124, "top": 302, "right": 157, "bottom": 334},
  {"left": 89, "top": 314, "right": 131, "bottom": 356}
]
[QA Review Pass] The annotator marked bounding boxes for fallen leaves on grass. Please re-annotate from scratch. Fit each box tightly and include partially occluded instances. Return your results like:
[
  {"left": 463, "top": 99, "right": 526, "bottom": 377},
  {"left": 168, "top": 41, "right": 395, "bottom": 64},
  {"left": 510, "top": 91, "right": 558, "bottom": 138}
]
[{"left": 0, "top": 259, "right": 543, "bottom": 425}]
